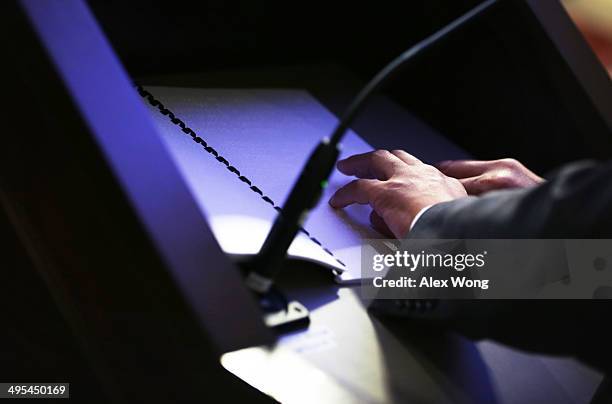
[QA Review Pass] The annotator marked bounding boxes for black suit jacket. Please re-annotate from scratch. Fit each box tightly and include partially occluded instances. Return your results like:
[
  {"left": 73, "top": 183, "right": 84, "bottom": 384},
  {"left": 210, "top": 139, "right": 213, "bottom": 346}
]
[
  {"left": 411, "top": 160, "right": 612, "bottom": 238},
  {"left": 410, "top": 160, "right": 612, "bottom": 375}
]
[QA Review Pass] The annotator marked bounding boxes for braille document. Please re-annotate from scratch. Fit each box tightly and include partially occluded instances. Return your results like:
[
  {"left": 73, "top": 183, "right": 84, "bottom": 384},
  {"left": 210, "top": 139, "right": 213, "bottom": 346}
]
[{"left": 138, "top": 86, "right": 468, "bottom": 283}]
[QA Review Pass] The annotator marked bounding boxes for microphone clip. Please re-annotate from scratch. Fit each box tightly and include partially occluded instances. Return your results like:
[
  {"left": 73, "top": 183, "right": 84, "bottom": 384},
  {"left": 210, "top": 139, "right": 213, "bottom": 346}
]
[{"left": 240, "top": 260, "right": 311, "bottom": 333}]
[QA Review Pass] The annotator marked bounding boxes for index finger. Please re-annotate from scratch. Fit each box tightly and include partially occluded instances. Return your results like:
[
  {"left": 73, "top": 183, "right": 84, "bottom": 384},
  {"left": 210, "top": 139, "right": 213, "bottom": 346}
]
[
  {"left": 337, "top": 150, "right": 404, "bottom": 180},
  {"left": 329, "top": 179, "right": 381, "bottom": 209}
]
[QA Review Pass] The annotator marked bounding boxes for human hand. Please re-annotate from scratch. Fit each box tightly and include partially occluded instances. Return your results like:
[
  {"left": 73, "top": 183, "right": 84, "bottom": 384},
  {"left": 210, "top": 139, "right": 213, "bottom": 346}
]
[
  {"left": 437, "top": 158, "right": 544, "bottom": 195},
  {"left": 329, "top": 150, "right": 467, "bottom": 238}
]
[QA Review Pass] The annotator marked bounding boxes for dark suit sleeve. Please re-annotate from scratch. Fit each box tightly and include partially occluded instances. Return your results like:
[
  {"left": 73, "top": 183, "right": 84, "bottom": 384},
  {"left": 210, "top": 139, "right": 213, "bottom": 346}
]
[
  {"left": 410, "top": 160, "right": 612, "bottom": 238},
  {"left": 408, "top": 160, "right": 612, "bottom": 375}
]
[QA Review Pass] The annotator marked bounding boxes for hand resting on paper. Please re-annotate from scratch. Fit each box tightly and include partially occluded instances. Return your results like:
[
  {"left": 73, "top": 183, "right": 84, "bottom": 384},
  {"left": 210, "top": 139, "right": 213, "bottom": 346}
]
[
  {"left": 436, "top": 158, "right": 544, "bottom": 195},
  {"left": 328, "top": 150, "right": 466, "bottom": 238},
  {"left": 329, "top": 150, "right": 544, "bottom": 238}
]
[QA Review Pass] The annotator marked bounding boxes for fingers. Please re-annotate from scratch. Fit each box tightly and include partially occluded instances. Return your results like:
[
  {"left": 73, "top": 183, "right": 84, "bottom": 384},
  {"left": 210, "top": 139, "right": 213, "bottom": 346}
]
[
  {"left": 337, "top": 150, "right": 404, "bottom": 180},
  {"left": 460, "top": 174, "right": 515, "bottom": 195},
  {"left": 390, "top": 150, "right": 421, "bottom": 165},
  {"left": 329, "top": 177, "right": 394, "bottom": 237},
  {"left": 459, "top": 176, "right": 488, "bottom": 195},
  {"left": 440, "top": 158, "right": 544, "bottom": 194},
  {"left": 437, "top": 160, "right": 496, "bottom": 179},
  {"left": 329, "top": 179, "right": 380, "bottom": 209},
  {"left": 369, "top": 210, "right": 394, "bottom": 238}
]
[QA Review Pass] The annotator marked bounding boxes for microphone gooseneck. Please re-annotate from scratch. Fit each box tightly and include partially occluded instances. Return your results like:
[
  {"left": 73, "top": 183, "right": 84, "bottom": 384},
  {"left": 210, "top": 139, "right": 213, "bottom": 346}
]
[
  {"left": 330, "top": 0, "right": 499, "bottom": 146},
  {"left": 246, "top": 0, "right": 500, "bottom": 294}
]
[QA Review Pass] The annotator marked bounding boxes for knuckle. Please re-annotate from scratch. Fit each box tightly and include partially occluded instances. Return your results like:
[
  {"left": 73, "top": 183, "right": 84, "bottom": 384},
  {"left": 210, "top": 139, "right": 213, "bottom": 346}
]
[
  {"left": 481, "top": 172, "right": 516, "bottom": 188},
  {"left": 449, "top": 177, "right": 464, "bottom": 189},
  {"left": 478, "top": 175, "right": 498, "bottom": 187},
  {"left": 496, "top": 172, "right": 519, "bottom": 187},
  {"left": 372, "top": 149, "right": 392, "bottom": 161},
  {"left": 427, "top": 164, "right": 443, "bottom": 174},
  {"left": 497, "top": 158, "right": 520, "bottom": 169},
  {"left": 420, "top": 163, "right": 443, "bottom": 178}
]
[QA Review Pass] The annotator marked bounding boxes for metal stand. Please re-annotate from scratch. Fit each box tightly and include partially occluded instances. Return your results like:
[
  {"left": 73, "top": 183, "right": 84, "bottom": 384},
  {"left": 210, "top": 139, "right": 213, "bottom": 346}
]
[
  {"left": 239, "top": 261, "right": 310, "bottom": 332},
  {"left": 257, "top": 286, "right": 310, "bottom": 332}
]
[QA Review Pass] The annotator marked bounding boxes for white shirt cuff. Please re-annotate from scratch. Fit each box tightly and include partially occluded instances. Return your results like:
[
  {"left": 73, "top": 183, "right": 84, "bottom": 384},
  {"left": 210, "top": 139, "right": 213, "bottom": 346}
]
[{"left": 409, "top": 205, "right": 434, "bottom": 231}]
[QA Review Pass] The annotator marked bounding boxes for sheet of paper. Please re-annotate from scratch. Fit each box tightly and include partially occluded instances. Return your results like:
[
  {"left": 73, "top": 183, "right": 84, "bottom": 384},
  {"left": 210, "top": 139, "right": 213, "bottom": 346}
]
[{"left": 143, "top": 87, "right": 466, "bottom": 282}]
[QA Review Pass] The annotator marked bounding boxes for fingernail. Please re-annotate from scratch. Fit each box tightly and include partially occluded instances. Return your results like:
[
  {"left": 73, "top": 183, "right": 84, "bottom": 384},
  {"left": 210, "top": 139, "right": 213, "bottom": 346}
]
[{"left": 436, "top": 160, "right": 451, "bottom": 168}]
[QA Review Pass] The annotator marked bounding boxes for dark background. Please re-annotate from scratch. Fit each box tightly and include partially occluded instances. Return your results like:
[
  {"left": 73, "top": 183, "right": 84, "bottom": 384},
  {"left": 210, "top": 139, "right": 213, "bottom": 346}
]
[{"left": 90, "top": 0, "right": 612, "bottom": 174}]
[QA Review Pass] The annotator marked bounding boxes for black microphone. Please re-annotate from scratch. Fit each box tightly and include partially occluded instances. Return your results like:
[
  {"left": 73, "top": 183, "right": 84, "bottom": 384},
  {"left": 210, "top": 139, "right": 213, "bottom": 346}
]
[
  {"left": 246, "top": 0, "right": 499, "bottom": 294},
  {"left": 245, "top": 137, "right": 340, "bottom": 293},
  {"left": 243, "top": 0, "right": 499, "bottom": 330}
]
